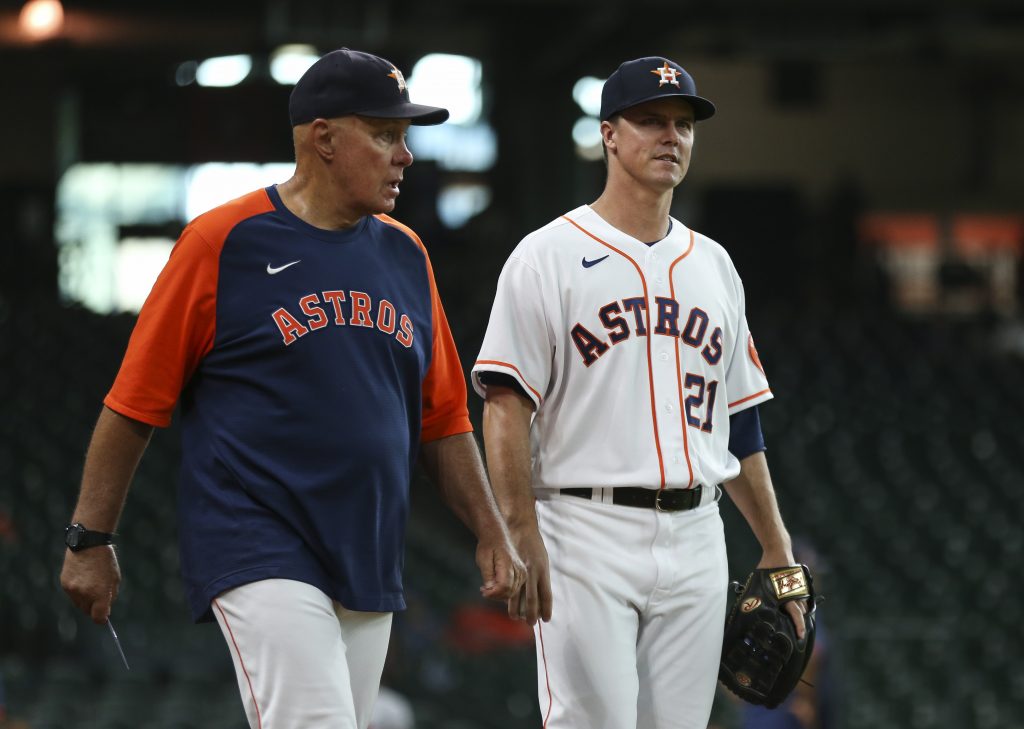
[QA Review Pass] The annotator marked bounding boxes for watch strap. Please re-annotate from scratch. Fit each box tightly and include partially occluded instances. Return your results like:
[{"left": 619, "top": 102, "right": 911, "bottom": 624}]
[{"left": 65, "top": 523, "right": 115, "bottom": 551}]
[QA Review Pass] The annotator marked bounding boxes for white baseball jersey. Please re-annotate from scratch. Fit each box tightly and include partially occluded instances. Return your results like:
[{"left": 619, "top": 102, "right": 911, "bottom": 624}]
[{"left": 472, "top": 204, "right": 771, "bottom": 490}]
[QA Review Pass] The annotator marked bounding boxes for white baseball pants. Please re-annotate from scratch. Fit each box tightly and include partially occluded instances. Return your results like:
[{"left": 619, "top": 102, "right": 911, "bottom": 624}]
[
  {"left": 212, "top": 578, "right": 393, "bottom": 729},
  {"left": 534, "top": 492, "right": 729, "bottom": 729}
]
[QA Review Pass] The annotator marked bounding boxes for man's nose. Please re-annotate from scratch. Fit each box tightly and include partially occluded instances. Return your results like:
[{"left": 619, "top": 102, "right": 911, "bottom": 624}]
[{"left": 396, "top": 140, "right": 414, "bottom": 166}]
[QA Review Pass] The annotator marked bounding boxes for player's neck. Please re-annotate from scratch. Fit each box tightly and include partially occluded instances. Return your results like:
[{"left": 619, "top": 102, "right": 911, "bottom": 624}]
[
  {"left": 590, "top": 184, "right": 673, "bottom": 243},
  {"left": 277, "top": 174, "right": 365, "bottom": 231}
]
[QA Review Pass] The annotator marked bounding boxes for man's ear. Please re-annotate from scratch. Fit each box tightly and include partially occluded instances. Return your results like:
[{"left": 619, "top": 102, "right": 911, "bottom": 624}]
[
  {"left": 310, "top": 118, "right": 336, "bottom": 161},
  {"left": 601, "top": 119, "right": 616, "bottom": 153}
]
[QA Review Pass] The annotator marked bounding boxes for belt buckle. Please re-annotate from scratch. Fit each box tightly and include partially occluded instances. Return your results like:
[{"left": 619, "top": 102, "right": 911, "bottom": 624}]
[{"left": 655, "top": 490, "right": 667, "bottom": 512}]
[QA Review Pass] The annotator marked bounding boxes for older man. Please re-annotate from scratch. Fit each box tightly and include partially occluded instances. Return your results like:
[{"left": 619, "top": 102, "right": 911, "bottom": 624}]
[{"left": 61, "top": 48, "right": 524, "bottom": 729}]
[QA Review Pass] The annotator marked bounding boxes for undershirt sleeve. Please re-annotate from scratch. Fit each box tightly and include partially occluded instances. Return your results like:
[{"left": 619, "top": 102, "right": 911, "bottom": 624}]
[
  {"left": 727, "top": 405, "right": 766, "bottom": 460},
  {"left": 477, "top": 371, "right": 530, "bottom": 399}
]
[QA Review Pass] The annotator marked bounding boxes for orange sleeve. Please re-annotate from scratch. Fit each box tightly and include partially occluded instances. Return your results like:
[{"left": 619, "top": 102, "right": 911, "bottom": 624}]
[
  {"left": 377, "top": 215, "right": 472, "bottom": 442},
  {"left": 420, "top": 277, "right": 473, "bottom": 442},
  {"left": 104, "top": 224, "right": 219, "bottom": 427}
]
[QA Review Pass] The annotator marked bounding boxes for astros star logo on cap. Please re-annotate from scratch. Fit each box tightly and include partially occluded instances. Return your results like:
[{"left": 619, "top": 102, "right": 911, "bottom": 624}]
[
  {"left": 650, "top": 62, "right": 681, "bottom": 88},
  {"left": 387, "top": 67, "right": 407, "bottom": 92}
]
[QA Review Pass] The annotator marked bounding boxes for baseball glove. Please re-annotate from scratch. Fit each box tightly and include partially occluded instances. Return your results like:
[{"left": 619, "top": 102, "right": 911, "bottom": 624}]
[{"left": 719, "top": 564, "right": 817, "bottom": 708}]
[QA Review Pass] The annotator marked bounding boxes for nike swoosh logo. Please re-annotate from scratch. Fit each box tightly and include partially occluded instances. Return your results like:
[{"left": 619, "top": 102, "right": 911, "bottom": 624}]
[
  {"left": 266, "top": 260, "right": 301, "bottom": 275},
  {"left": 582, "top": 255, "right": 609, "bottom": 268}
]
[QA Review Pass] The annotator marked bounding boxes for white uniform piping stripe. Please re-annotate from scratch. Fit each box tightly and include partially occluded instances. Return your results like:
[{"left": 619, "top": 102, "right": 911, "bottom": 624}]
[
  {"left": 213, "top": 599, "right": 265, "bottom": 729},
  {"left": 538, "top": 622, "right": 554, "bottom": 728},
  {"left": 475, "top": 358, "right": 544, "bottom": 405},
  {"left": 668, "top": 229, "right": 697, "bottom": 488},
  {"left": 728, "top": 387, "right": 772, "bottom": 409},
  {"left": 560, "top": 214, "right": 667, "bottom": 488}
]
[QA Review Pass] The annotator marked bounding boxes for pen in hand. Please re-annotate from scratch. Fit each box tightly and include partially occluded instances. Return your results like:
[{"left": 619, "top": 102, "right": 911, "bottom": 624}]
[{"left": 107, "top": 618, "right": 130, "bottom": 671}]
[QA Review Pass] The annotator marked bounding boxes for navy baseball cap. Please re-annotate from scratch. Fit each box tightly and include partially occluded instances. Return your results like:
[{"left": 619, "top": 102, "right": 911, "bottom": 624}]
[
  {"left": 600, "top": 56, "right": 716, "bottom": 122},
  {"left": 289, "top": 48, "right": 449, "bottom": 126}
]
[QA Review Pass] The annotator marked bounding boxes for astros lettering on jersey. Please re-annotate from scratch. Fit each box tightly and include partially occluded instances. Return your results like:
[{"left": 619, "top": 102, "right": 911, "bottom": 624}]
[
  {"left": 472, "top": 205, "right": 771, "bottom": 492},
  {"left": 271, "top": 289, "right": 416, "bottom": 347}
]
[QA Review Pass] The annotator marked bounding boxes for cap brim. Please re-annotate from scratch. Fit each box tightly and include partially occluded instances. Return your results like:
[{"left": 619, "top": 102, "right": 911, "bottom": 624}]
[
  {"left": 603, "top": 93, "right": 716, "bottom": 122},
  {"left": 357, "top": 102, "right": 450, "bottom": 126}
]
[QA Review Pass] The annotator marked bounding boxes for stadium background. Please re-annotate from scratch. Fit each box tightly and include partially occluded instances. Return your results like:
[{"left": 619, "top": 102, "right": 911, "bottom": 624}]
[{"left": 1, "top": 1, "right": 1023, "bottom": 727}]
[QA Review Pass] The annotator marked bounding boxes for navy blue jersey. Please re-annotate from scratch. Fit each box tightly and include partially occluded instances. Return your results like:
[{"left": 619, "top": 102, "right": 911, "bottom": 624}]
[{"left": 106, "top": 186, "right": 472, "bottom": 622}]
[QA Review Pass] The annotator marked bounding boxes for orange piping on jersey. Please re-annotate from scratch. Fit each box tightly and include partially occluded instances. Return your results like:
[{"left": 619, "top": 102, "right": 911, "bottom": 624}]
[
  {"left": 538, "top": 622, "right": 553, "bottom": 728},
  {"left": 561, "top": 215, "right": 666, "bottom": 488},
  {"left": 668, "top": 229, "right": 696, "bottom": 488},
  {"left": 475, "top": 359, "right": 544, "bottom": 404},
  {"left": 214, "top": 599, "right": 264, "bottom": 729},
  {"left": 729, "top": 388, "right": 772, "bottom": 409}
]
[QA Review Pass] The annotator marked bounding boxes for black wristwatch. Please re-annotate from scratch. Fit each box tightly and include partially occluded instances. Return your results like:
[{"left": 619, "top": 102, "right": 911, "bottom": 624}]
[{"left": 64, "top": 523, "right": 115, "bottom": 552}]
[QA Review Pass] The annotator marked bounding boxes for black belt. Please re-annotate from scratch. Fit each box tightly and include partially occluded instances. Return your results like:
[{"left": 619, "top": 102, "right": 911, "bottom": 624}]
[{"left": 561, "top": 487, "right": 702, "bottom": 512}]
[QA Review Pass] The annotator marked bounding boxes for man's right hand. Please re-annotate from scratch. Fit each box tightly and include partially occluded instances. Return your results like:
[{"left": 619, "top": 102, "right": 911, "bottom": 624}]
[
  {"left": 61, "top": 546, "right": 121, "bottom": 624},
  {"left": 508, "top": 525, "right": 552, "bottom": 626}
]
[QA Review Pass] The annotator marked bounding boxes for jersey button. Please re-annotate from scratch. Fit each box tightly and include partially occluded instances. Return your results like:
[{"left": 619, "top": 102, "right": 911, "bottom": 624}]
[
  {"left": 659, "top": 351, "right": 669, "bottom": 361},
  {"left": 664, "top": 402, "right": 674, "bottom": 414}
]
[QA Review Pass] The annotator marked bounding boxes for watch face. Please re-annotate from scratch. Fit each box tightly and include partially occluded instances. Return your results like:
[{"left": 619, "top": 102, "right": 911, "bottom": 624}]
[{"left": 65, "top": 524, "right": 83, "bottom": 548}]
